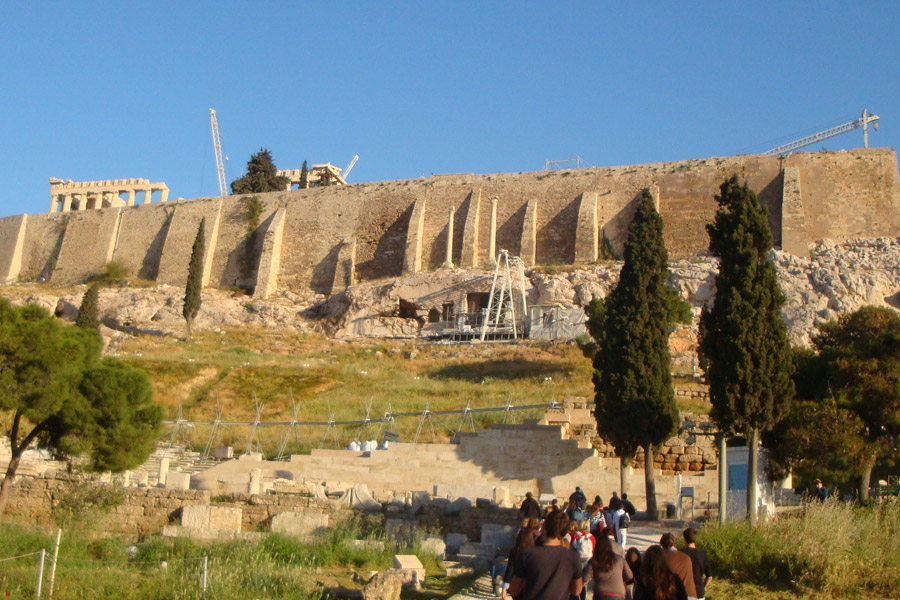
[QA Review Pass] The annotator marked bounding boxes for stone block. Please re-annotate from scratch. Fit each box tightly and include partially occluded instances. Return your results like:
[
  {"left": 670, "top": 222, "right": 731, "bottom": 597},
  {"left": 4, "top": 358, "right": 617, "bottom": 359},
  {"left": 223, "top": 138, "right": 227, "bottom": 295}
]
[
  {"left": 420, "top": 535, "right": 446, "bottom": 559},
  {"left": 214, "top": 446, "right": 234, "bottom": 460},
  {"left": 445, "top": 533, "right": 468, "bottom": 555},
  {"left": 209, "top": 506, "right": 242, "bottom": 532},
  {"left": 181, "top": 505, "right": 210, "bottom": 528},
  {"left": 270, "top": 511, "right": 329, "bottom": 539},
  {"left": 393, "top": 555, "right": 426, "bottom": 590},
  {"left": 165, "top": 471, "right": 191, "bottom": 490}
]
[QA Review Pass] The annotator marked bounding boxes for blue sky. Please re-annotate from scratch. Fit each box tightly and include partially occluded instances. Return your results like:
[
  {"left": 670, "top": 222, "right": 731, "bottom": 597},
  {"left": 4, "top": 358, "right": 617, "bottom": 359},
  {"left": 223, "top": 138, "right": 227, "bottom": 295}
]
[{"left": 1, "top": 2, "right": 898, "bottom": 218}]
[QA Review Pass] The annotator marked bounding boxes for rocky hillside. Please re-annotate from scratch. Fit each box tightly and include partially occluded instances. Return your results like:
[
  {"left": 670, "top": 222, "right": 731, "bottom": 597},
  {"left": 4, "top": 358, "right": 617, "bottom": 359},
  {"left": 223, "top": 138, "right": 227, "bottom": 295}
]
[{"left": 4, "top": 238, "right": 899, "bottom": 354}]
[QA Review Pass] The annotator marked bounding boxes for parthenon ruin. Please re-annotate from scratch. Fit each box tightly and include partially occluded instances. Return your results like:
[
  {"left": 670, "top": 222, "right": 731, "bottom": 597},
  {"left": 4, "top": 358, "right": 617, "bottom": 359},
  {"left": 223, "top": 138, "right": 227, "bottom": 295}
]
[{"left": 48, "top": 177, "right": 169, "bottom": 213}]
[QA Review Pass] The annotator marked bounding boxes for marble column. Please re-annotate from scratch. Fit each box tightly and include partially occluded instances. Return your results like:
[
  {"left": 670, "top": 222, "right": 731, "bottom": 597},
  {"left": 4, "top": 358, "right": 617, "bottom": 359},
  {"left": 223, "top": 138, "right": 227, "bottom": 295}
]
[
  {"left": 488, "top": 197, "right": 498, "bottom": 262},
  {"left": 144, "top": 189, "right": 153, "bottom": 204},
  {"left": 445, "top": 206, "right": 455, "bottom": 267},
  {"left": 49, "top": 196, "right": 59, "bottom": 213},
  {"left": 127, "top": 190, "right": 136, "bottom": 206},
  {"left": 61, "top": 194, "right": 72, "bottom": 212},
  {"left": 159, "top": 188, "right": 169, "bottom": 203}
]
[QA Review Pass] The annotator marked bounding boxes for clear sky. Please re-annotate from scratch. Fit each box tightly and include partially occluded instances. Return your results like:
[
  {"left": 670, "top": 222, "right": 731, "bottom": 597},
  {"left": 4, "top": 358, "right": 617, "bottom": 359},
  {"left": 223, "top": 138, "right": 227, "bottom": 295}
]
[{"left": 1, "top": 2, "right": 898, "bottom": 218}]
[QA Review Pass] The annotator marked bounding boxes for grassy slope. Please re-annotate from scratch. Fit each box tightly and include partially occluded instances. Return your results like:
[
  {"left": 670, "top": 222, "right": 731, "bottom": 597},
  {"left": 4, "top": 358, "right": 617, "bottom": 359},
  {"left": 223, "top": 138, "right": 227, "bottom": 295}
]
[{"left": 113, "top": 328, "right": 709, "bottom": 454}]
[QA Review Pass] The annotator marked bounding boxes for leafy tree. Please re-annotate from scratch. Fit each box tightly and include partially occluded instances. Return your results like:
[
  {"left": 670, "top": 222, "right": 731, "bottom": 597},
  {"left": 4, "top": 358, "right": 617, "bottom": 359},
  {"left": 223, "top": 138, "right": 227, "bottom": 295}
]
[
  {"left": 698, "top": 176, "right": 794, "bottom": 525},
  {"left": 592, "top": 190, "right": 688, "bottom": 520},
  {"left": 183, "top": 218, "right": 205, "bottom": 339},
  {"left": 299, "top": 160, "right": 309, "bottom": 189},
  {"left": 75, "top": 282, "right": 101, "bottom": 330},
  {"left": 230, "top": 148, "right": 290, "bottom": 195},
  {"left": 0, "top": 300, "right": 161, "bottom": 516},
  {"left": 766, "top": 308, "right": 900, "bottom": 500}
]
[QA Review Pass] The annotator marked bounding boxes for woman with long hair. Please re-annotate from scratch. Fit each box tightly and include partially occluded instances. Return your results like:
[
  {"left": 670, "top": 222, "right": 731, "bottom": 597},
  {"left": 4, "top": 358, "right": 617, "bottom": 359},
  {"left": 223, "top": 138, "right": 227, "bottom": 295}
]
[
  {"left": 501, "top": 520, "right": 539, "bottom": 600},
  {"left": 590, "top": 535, "right": 633, "bottom": 600},
  {"left": 624, "top": 547, "right": 641, "bottom": 600},
  {"left": 633, "top": 545, "right": 687, "bottom": 600}
]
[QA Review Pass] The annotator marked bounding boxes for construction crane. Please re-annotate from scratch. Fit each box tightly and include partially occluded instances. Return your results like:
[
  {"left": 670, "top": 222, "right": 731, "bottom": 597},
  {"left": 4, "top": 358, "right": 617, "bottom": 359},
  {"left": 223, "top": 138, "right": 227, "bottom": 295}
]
[
  {"left": 209, "top": 109, "right": 228, "bottom": 196},
  {"left": 764, "top": 109, "right": 879, "bottom": 156},
  {"left": 342, "top": 154, "right": 359, "bottom": 181}
]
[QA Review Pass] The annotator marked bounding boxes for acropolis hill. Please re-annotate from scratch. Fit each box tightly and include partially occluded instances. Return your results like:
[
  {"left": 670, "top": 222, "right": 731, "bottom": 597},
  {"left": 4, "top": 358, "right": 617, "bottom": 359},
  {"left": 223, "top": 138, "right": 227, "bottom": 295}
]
[{"left": 1, "top": 148, "right": 899, "bottom": 297}]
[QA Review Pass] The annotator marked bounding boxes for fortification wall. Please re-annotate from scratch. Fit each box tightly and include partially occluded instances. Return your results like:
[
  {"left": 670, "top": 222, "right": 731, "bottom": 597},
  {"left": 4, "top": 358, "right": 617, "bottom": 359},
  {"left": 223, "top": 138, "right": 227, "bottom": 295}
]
[
  {"left": 19, "top": 212, "right": 68, "bottom": 282},
  {"left": 787, "top": 148, "right": 900, "bottom": 243},
  {"left": 0, "top": 214, "right": 27, "bottom": 283},
  {"left": 112, "top": 203, "right": 173, "bottom": 281},
  {"left": 53, "top": 208, "right": 123, "bottom": 285},
  {"left": 7, "top": 149, "right": 899, "bottom": 293}
]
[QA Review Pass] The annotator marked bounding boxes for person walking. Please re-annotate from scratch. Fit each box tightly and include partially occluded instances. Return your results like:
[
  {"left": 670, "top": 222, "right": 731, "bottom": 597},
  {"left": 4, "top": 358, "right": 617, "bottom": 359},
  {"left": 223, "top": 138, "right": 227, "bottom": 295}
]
[
  {"left": 520, "top": 492, "right": 541, "bottom": 519},
  {"left": 621, "top": 493, "right": 637, "bottom": 517},
  {"left": 508, "top": 511, "right": 583, "bottom": 600},
  {"left": 659, "top": 533, "right": 697, "bottom": 599},
  {"left": 680, "top": 528, "right": 712, "bottom": 600},
  {"left": 612, "top": 498, "right": 629, "bottom": 548},
  {"left": 633, "top": 545, "right": 687, "bottom": 600},
  {"left": 590, "top": 536, "right": 633, "bottom": 600},
  {"left": 501, "top": 522, "right": 540, "bottom": 600}
]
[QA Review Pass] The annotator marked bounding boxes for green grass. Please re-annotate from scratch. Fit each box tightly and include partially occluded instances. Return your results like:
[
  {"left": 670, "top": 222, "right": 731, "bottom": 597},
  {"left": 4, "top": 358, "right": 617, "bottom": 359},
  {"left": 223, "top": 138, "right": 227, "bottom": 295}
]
[
  {"left": 0, "top": 516, "right": 454, "bottom": 600},
  {"left": 700, "top": 499, "right": 900, "bottom": 598}
]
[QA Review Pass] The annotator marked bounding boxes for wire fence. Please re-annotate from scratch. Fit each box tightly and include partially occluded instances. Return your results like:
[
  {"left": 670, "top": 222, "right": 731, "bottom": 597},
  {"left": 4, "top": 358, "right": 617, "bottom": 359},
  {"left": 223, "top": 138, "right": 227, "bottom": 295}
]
[{"left": 160, "top": 398, "right": 570, "bottom": 459}]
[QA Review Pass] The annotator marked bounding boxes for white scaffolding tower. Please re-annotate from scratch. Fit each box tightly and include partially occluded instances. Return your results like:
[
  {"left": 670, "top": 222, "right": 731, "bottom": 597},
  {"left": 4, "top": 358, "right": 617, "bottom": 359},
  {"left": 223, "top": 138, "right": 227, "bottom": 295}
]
[{"left": 480, "top": 249, "right": 529, "bottom": 341}]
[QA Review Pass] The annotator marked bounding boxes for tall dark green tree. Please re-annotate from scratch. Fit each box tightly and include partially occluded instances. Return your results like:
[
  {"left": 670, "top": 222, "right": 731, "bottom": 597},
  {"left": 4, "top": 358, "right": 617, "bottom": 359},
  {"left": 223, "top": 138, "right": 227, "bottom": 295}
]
[
  {"left": 698, "top": 176, "right": 794, "bottom": 525},
  {"left": 0, "top": 300, "right": 161, "bottom": 516},
  {"left": 75, "top": 282, "right": 101, "bottom": 330},
  {"left": 766, "top": 307, "right": 900, "bottom": 500},
  {"left": 299, "top": 160, "right": 309, "bottom": 189},
  {"left": 592, "top": 190, "right": 688, "bottom": 520},
  {"left": 230, "top": 148, "right": 290, "bottom": 194},
  {"left": 182, "top": 218, "right": 205, "bottom": 339}
]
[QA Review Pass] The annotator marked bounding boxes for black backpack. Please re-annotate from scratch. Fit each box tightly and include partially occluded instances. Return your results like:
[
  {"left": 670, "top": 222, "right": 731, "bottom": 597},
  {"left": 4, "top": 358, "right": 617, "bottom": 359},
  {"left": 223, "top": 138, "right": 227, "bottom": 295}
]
[{"left": 619, "top": 511, "right": 631, "bottom": 529}]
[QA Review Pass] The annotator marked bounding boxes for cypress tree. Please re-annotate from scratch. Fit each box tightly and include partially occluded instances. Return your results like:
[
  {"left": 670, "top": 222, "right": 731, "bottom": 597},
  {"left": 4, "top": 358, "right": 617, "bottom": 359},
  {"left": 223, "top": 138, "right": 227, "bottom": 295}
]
[
  {"left": 299, "top": 160, "right": 309, "bottom": 189},
  {"left": 698, "top": 176, "right": 794, "bottom": 525},
  {"left": 183, "top": 218, "right": 205, "bottom": 339},
  {"left": 76, "top": 282, "right": 101, "bottom": 330},
  {"left": 230, "top": 148, "right": 290, "bottom": 194},
  {"left": 592, "top": 190, "right": 685, "bottom": 520}
]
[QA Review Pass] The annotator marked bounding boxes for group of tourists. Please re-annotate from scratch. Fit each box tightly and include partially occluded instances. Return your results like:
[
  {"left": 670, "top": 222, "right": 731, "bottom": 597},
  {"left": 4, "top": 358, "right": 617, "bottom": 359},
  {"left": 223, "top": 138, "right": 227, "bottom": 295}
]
[{"left": 502, "top": 488, "right": 712, "bottom": 600}]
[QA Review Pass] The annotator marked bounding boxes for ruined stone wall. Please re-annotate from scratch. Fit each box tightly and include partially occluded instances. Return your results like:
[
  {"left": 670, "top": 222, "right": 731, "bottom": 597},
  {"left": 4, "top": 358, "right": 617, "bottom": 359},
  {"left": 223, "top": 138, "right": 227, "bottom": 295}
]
[
  {"left": 53, "top": 208, "right": 122, "bottom": 285},
  {"left": 7, "top": 149, "right": 898, "bottom": 292}
]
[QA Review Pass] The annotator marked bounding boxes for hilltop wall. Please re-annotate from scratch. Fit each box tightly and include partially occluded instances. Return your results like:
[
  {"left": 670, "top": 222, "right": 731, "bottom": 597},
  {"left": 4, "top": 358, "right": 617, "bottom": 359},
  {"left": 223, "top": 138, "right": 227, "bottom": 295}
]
[{"left": 0, "top": 149, "right": 897, "bottom": 294}]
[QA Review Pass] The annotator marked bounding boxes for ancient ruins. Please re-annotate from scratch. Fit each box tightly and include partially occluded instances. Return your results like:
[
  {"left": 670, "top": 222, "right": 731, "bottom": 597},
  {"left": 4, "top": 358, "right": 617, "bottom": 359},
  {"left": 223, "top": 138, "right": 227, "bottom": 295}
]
[{"left": 48, "top": 177, "right": 170, "bottom": 212}]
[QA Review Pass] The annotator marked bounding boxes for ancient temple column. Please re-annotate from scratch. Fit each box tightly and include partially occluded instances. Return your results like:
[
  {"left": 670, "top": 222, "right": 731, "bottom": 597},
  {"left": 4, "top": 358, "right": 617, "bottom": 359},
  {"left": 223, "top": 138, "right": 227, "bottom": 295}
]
[
  {"left": 488, "top": 196, "right": 498, "bottom": 262},
  {"left": 144, "top": 189, "right": 153, "bottom": 204},
  {"left": 61, "top": 194, "right": 72, "bottom": 212},
  {"left": 127, "top": 190, "right": 136, "bottom": 206},
  {"left": 49, "top": 196, "right": 59, "bottom": 213},
  {"left": 445, "top": 206, "right": 455, "bottom": 267},
  {"left": 159, "top": 188, "right": 169, "bottom": 203}
]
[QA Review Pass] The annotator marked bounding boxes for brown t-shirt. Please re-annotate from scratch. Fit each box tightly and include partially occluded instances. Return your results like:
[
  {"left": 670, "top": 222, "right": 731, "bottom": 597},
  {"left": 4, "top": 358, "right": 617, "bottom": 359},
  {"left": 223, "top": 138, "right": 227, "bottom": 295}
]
[
  {"left": 592, "top": 555, "right": 633, "bottom": 598},
  {"left": 663, "top": 549, "right": 698, "bottom": 598},
  {"left": 514, "top": 545, "right": 582, "bottom": 600}
]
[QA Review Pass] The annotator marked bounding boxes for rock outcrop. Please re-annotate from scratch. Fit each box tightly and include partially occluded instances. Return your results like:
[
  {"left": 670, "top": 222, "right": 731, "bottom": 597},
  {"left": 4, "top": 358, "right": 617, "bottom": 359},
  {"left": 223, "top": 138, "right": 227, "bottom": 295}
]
[{"left": 3, "top": 238, "right": 900, "bottom": 352}]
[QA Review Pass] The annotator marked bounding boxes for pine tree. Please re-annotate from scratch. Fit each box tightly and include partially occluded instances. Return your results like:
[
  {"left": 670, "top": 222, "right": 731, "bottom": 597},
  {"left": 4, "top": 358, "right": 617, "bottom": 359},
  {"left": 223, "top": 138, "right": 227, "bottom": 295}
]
[
  {"left": 230, "top": 148, "right": 290, "bottom": 194},
  {"left": 299, "top": 160, "right": 309, "bottom": 189},
  {"left": 698, "top": 176, "right": 794, "bottom": 525},
  {"left": 0, "top": 299, "right": 161, "bottom": 517},
  {"left": 592, "top": 190, "right": 686, "bottom": 520},
  {"left": 183, "top": 218, "right": 205, "bottom": 339},
  {"left": 76, "top": 282, "right": 101, "bottom": 330}
]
